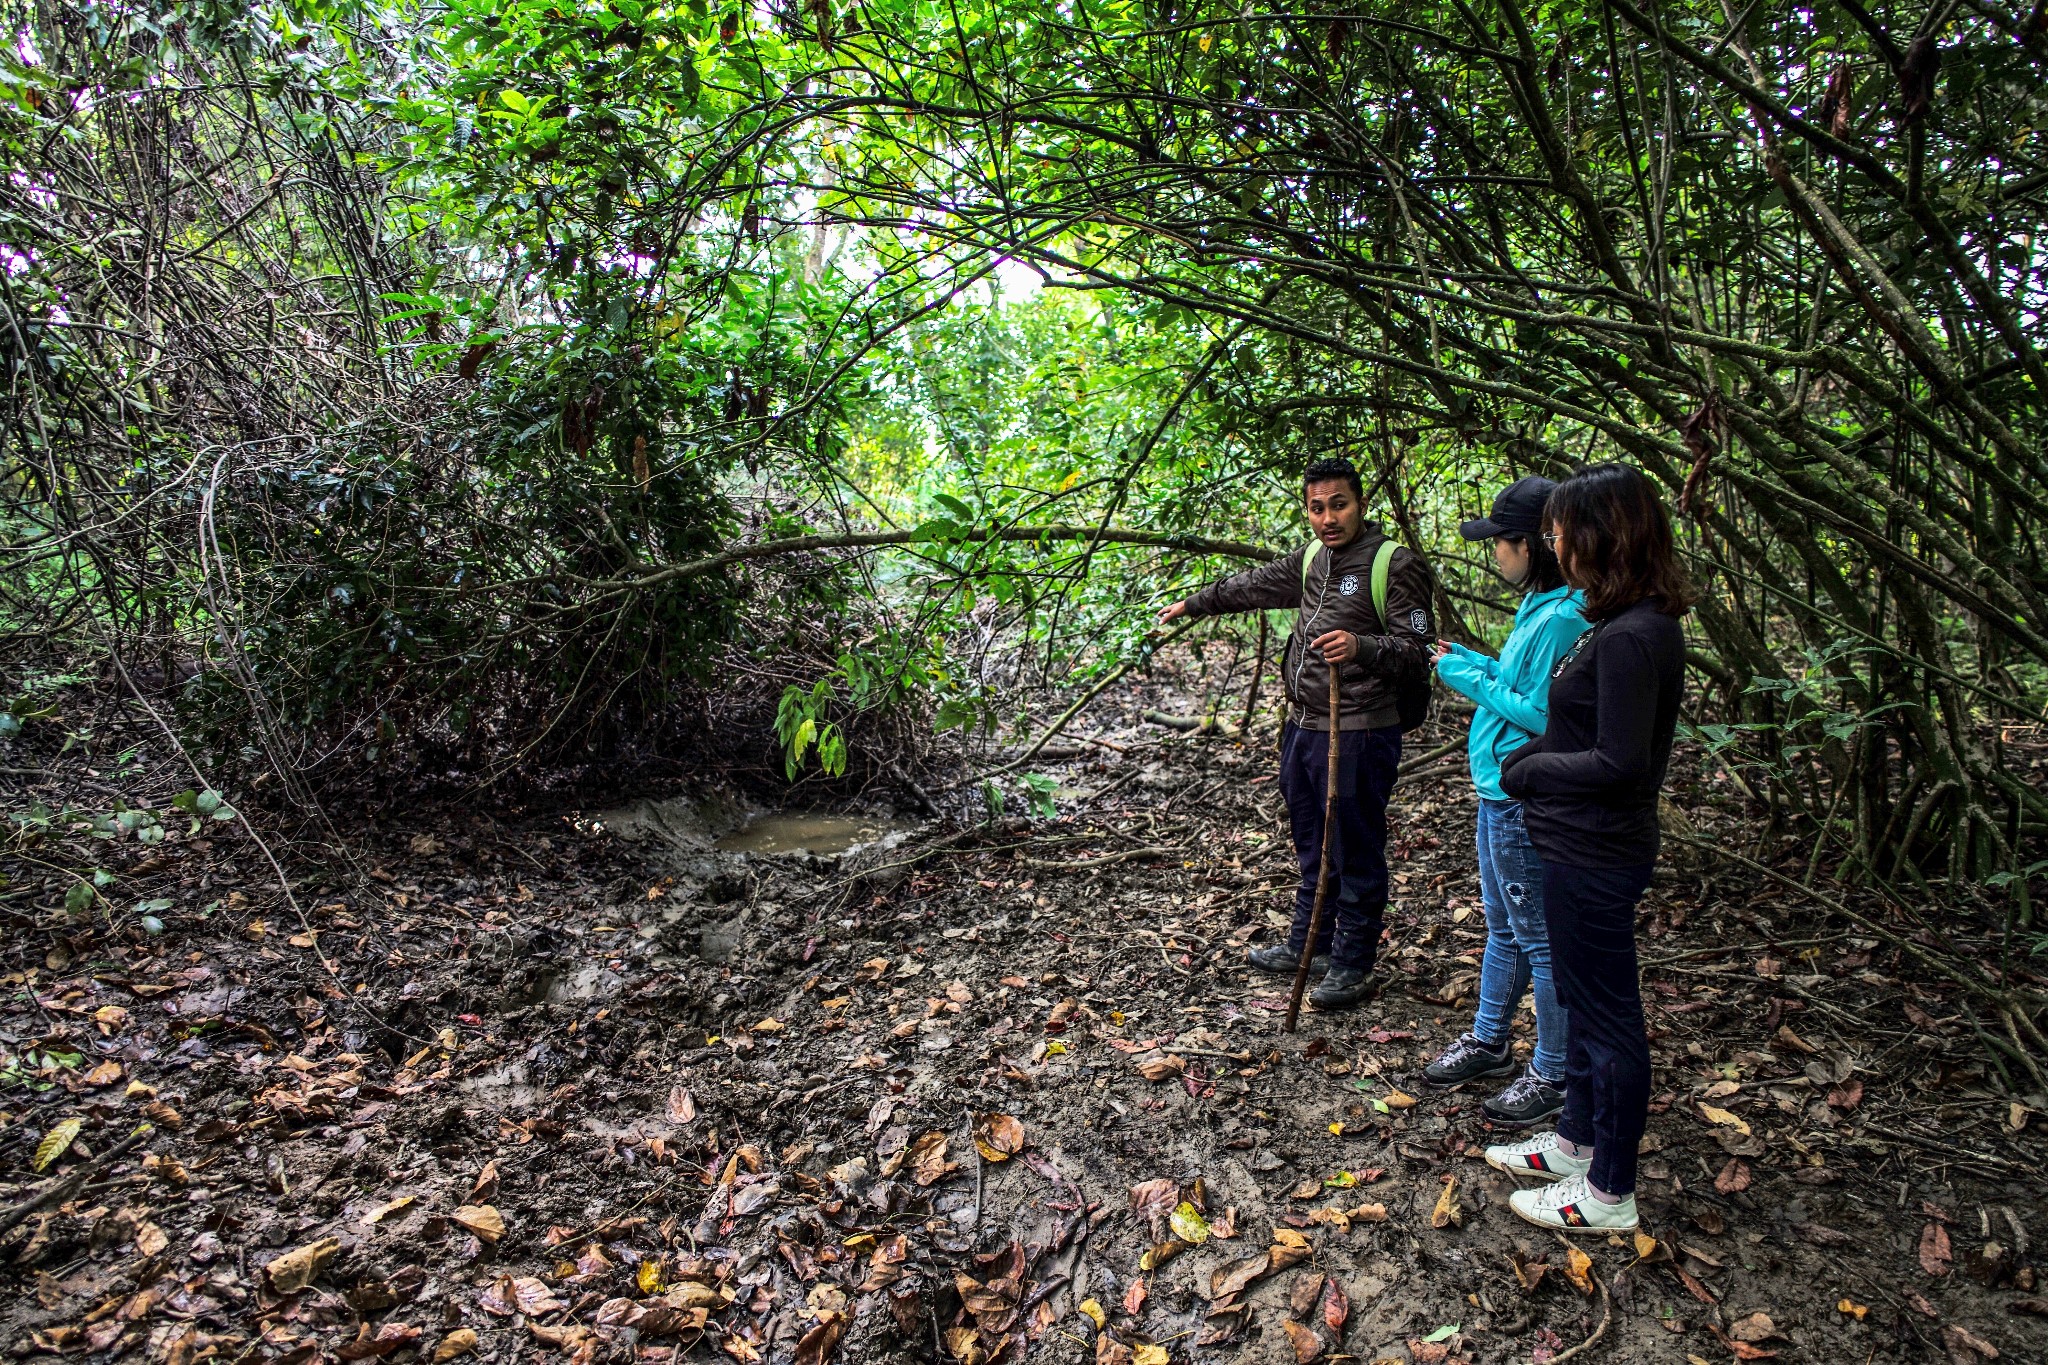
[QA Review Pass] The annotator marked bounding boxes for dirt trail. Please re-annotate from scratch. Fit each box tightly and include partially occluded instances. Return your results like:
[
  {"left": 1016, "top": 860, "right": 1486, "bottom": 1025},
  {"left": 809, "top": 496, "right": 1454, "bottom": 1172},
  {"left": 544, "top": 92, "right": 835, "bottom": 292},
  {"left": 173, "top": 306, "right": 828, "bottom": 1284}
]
[{"left": 3, "top": 704, "right": 2044, "bottom": 1365}]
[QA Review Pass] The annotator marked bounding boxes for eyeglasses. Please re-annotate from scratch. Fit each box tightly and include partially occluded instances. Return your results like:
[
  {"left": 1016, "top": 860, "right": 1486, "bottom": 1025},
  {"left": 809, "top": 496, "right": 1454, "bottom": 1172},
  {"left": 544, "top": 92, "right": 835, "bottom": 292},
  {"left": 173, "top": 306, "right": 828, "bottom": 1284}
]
[{"left": 1541, "top": 533, "right": 1560, "bottom": 548}]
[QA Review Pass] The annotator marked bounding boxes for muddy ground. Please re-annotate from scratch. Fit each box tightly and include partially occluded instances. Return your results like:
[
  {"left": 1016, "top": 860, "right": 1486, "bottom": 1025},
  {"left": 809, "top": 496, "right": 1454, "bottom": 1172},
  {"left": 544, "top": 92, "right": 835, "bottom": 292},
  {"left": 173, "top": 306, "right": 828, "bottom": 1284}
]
[{"left": 3, "top": 653, "right": 2046, "bottom": 1365}]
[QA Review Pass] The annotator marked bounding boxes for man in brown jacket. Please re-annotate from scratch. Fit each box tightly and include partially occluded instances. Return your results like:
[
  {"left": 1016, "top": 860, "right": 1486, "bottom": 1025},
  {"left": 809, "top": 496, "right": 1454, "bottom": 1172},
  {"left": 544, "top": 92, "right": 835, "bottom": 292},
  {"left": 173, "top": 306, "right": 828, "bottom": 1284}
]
[{"left": 1159, "top": 457, "right": 1434, "bottom": 1008}]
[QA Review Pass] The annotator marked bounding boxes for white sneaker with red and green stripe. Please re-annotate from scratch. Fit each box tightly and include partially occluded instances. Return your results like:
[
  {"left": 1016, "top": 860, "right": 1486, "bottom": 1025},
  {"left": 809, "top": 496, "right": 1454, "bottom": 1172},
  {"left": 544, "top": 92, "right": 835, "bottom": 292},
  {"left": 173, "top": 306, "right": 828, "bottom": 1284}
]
[
  {"left": 1482, "top": 1130, "right": 1589, "bottom": 1183},
  {"left": 1508, "top": 1172, "right": 1639, "bottom": 1233}
]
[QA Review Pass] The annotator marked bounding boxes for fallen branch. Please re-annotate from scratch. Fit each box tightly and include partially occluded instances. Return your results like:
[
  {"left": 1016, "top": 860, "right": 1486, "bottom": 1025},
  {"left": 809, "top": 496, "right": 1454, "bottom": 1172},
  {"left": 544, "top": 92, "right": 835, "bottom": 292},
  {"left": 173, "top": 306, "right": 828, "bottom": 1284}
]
[
  {"left": 559, "top": 525, "right": 1278, "bottom": 595},
  {"left": 1548, "top": 1236, "right": 1613, "bottom": 1364},
  {"left": 1015, "top": 845, "right": 1174, "bottom": 871},
  {"left": 986, "top": 619, "right": 1200, "bottom": 776},
  {"left": 1142, "top": 709, "right": 1243, "bottom": 737},
  {"left": 0, "top": 1123, "right": 154, "bottom": 1244}
]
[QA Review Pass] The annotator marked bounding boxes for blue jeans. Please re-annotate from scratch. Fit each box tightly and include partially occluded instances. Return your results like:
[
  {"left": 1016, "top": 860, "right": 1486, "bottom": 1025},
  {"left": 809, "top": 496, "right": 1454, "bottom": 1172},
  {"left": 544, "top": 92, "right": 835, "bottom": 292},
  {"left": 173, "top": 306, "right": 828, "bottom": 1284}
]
[
  {"left": 1472, "top": 798, "right": 1565, "bottom": 1082},
  {"left": 1277, "top": 723, "right": 1402, "bottom": 970},
  {"left": 1545, "top": 858, "right": 1657, "bottom": 1197}
]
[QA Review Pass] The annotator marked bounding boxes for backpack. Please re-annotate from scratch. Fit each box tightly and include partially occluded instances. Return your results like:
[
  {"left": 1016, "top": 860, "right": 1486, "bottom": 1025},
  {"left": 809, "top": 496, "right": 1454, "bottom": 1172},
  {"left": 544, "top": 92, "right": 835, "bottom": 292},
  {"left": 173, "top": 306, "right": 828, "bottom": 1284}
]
[{"left": 1300, "top": 537, "right": 1434, "bottom": 733}]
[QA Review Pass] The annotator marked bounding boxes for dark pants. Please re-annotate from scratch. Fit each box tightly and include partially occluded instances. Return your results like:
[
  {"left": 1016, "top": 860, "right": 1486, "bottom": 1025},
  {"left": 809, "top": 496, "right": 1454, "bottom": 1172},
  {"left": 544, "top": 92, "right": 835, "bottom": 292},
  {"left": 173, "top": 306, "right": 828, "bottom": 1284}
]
[
  {"left": 1277, "top": 722, "right": 1402, "bottom": 970},
  {"left": 1544, "top": 859, "right": 1656, "bottom": 1197}
]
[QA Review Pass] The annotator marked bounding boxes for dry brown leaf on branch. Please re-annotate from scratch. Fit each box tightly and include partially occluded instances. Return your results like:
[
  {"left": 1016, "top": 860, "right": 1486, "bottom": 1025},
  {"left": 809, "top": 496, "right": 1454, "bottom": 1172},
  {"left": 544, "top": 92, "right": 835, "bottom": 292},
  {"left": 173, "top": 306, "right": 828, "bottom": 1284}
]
[
  {"left": 266, "top": 1238, "right": 340, "bottom": 1294},
  {"left": 971, "top": 1113, "right": 1024, "bottom": 1161}
]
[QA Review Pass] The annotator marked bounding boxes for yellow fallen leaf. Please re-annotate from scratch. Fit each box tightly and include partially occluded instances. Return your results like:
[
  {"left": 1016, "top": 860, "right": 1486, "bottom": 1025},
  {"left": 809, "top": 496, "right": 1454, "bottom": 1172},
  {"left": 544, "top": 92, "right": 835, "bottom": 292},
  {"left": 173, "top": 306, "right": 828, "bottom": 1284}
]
[
  {"left": 265, "top": 1238, "right": 340, "bottom": 1293},
  {"left": 972, "top": 1113, "right": 1025, "bottom": 1162},
  {"left": 433, "top": 1328, "right": 479, "bottom": 1363},
  {"left": 1328, "top": 1121, "right": 1345, "bottom": 1136},
  {"left": 1169, "top": 1201, "right": 1210, "bottom": 1244},
  {"left": 752, "top": 1017, "right": 784, "bottom": 1033},
  {"left": 1045, "top": 1040, "right": 1067, "bottom": 1056},
  {"left": 1562, "top": 1246, "right": 1595, "bottom": 1295},
  {"left": 33, "top": 1117, "right": 83, "bottom": 1172},
  {"left": 1633, "top": 1231, "right": 1657, "bottom": 1260},
  {"left": 1382, "top": 1090, "right": 1418, "bottom": 1110},
  {"left": 362, "top": 1196, "right": 416, "bottom": 1226},
  {"left": 1697, "top": 1104, "right": 1751, "bottom": 1136},
  {"left": 1077, "top": 1299, "right": 1106, "bottom": 1331},
  {"left": 637, "top": 1259, "right": 666, "bottom": 1294},
  {"left": 1837, "top": 1298, "right": 1869, "bottom": 1320},
  {"left": 1133, "top": 1345, "right": 1169, "bottom": 1365},
  {"left": 83, "top": 1060, "right": 123, "bottom": 1087},
  {"left": 452, "top": 1204, "right": 506, "bottom": 1243},
  {"left": 1430, "top": 1176, "right": 1461, "bottom": 1229}
]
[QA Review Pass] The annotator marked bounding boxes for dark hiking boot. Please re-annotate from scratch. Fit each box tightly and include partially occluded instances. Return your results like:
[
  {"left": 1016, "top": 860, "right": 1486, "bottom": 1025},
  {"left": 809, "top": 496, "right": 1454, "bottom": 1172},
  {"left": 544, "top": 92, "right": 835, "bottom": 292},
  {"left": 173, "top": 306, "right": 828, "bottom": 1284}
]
[
  {"left": 1422, "top": 1033, "right": 1518, "bottom": 1088},
  {"left": 1309, "top": 965, "right": 1379, "bottom": 1010},
  {"left": 1247, "top": 943, "right": 1329, "bottom": 976},
  {"left": 1482, "top": 1069, "right": 1567, "bottom": 1127}
]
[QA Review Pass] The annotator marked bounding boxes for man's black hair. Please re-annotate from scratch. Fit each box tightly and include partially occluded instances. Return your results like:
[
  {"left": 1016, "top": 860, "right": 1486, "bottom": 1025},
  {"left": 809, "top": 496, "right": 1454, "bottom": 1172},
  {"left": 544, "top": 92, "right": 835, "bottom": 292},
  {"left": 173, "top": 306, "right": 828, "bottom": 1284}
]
[{"left": 1302, "top": 456, "right": 1363, "bottom": 501}]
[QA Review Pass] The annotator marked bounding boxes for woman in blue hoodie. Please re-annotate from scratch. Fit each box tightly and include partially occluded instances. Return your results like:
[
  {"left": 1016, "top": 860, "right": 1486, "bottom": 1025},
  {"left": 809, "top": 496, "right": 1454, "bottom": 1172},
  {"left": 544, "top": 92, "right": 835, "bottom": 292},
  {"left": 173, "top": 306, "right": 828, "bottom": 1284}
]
[{"left": 1420, "top": 477, "right": 1587, "bottom": 1126}]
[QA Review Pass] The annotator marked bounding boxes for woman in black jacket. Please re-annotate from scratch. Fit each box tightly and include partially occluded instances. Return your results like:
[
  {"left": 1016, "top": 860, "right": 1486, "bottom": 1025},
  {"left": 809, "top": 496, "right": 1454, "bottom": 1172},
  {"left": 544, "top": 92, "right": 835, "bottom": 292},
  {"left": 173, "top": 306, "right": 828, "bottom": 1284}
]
[{"left": 1480, "top": 464, "right": 1694, "bottom": 1234}]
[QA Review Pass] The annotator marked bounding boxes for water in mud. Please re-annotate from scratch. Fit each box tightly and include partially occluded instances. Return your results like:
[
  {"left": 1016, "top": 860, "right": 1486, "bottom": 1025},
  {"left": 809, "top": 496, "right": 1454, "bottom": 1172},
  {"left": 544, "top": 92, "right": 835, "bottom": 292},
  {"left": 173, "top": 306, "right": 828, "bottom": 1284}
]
[{"left": 713, "top": 812, "right": 904, "bottom": 855}]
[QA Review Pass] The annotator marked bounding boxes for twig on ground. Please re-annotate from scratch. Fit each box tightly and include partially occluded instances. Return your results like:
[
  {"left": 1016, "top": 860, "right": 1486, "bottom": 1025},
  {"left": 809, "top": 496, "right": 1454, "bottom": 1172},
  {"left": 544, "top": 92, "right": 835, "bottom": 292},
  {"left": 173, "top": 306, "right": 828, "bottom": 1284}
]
[
  {"left": 1547, "top": 1238, "right": 1613, "bottom": 1363},
  {"left": 0, "top": 1123, "right": 154, "bottom": 1244}
]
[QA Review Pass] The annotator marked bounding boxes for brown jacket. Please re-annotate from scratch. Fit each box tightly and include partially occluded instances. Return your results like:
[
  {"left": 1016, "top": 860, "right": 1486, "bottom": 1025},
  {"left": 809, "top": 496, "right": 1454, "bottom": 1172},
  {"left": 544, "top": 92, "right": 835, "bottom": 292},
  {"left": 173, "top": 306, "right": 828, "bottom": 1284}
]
[{"left": 1184, "top": 525, "right": 1434, "bottom": 731}]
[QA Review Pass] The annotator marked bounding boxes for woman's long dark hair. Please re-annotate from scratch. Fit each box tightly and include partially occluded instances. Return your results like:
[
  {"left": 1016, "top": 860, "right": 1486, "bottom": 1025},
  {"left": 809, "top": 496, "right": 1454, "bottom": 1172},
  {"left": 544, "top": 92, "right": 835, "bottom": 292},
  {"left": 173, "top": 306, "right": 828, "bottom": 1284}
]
[
  {"left": 1502, "top": 532, "right": 1567, "bottom": 593},
  {"left": 1544, "top": 464, "right": 1696, "bottom": 620}
]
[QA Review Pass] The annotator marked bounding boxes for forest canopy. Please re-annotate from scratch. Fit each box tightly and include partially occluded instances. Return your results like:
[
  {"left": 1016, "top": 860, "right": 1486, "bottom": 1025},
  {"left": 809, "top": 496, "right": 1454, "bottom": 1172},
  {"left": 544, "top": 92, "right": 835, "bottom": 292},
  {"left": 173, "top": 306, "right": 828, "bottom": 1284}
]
[{"left": 4, "top": 0, "right": 2046, "bottom": 910}]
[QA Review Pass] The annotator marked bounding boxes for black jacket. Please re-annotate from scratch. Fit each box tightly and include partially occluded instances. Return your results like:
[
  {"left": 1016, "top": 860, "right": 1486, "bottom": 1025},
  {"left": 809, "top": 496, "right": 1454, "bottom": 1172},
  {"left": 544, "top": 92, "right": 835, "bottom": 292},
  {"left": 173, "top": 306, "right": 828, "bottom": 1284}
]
[
  {"left": 1183, "top": 525, "right": 1433, "bottom": 731},
  {"left": 1500, "top": 597, "right": 1685, "bottom": 867}
]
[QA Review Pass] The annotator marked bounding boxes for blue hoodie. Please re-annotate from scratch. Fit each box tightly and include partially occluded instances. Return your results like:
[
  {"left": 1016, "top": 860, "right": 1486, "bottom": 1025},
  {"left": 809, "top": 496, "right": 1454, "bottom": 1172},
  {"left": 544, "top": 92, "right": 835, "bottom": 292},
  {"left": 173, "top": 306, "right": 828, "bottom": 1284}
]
[{"left": 1435, "top": 585, "right": 1588, "bottom": 802}]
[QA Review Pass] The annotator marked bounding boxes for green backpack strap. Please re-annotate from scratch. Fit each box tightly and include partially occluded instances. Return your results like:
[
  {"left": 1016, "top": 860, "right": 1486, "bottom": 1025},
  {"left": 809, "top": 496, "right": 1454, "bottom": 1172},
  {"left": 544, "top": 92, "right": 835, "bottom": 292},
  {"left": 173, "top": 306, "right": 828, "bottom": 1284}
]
[
  {"left": 1370, "top": 538, "right": 1398, "bottom": 630},
  {"left": 1301, "top": 537, "right": 1400, "bottom": 629}
]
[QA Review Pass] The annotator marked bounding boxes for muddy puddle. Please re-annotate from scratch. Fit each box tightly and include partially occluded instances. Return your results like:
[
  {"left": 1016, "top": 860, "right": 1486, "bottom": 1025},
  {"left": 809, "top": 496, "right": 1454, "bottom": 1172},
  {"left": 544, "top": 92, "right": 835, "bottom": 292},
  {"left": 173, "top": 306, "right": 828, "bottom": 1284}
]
[{"left": 712, "top": 811, "right": 907, "bottom": 855}]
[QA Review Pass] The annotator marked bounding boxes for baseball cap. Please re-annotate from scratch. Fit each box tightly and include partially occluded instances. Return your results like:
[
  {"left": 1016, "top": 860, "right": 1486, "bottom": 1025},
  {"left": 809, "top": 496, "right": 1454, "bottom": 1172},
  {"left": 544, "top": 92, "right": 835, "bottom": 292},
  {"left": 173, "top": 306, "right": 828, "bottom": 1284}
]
[{"left": 1459, "top": 475, "right": 1557, "bottom": 540}]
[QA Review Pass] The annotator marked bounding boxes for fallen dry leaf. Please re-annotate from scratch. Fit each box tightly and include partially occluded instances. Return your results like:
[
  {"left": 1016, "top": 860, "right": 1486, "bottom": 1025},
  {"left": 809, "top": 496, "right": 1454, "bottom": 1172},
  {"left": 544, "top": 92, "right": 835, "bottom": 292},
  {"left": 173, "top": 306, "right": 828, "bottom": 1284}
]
[
  {"left": 1715, "top": 1159, "right": 1752, "bottom": 1194},
  {"left": 1346, "top": 1202, "right": 1389, "bottom": 1223},
  {"left": 362, "top": 1196, "right": 416, "bottom": 1226},
  {"left": 1837, "top": 1299, "right": 1869, "bottom": 1320},
  {"left": 1430, "top": 1176, "right": 1462, "bottom": 1229},
  {"left": 1920, "top": 1220, "right": 1954, "bottom": 1276},
  {"left": 432, "top": 1329, "right": 479, "bottom": 1363},
  {"left": 1697, "top": 1103, "right": 1751, "bottom": 1136},
  {"left": 1288, "top": 1272, "right": 1325, "bottom": 1320},
  {"left": 1135, "top": 1052, "right": 1185, "bottom": 1081},
  {"left": 666, "top": 1087, "right": 697, "bottom": 1124},
  {"left": 1321, "top": 1278, "right": 1348, "bottom": 1335},
  {"left": 452, "top": 1204, "right": 506, "bottom": 1244},
  {"left": 1122, "top": 1277, "right": 1147, "bottom": 1315},
  {"left": 1510, "top": 1250, "right": 1546, "bottom": 1293},
  {"left": 1381, "top": 1090, "right": 1418, "bottom": 1110},
  {"left": 793, "top": 1311, "right": 846, "bottom": 1365},
  {"left": 1077, "top": 1299, "right": 1106, "bottom": 1331},
  {"left": 1728, "top": 1312, "right": 1778, "bottom": 1342},
  {"left": 1941, "top": 1325, "right": 2000, "bottom": 1359},
  {"left": 1562, "top": 1246, "right": 1596, "bottom": 1296},
  {"left": 265, "top": 1238, "right": 339, "bottom": 1294},
  {"left": 971, "top": 1113, "right": 1024, "bottom": 1162},
  {"left": 135, "top": 1222, "right": 168, "bottom": 1257},
  {"left": 1280, "top": 1318, "right": 1322, "bottom": 1362},
  {"left": 1169, "top": 1201, "right": 1210, "bottom": 1245},
  {"left": 1825, "top": 1079, "right": 1863, "bottom": 1110},
  {"left": 905, "top": 1131, "right": 956, "bottom": 1186},
  {"left": 1131, "top": 1345, "right": 1168, "bottom": 1365}
]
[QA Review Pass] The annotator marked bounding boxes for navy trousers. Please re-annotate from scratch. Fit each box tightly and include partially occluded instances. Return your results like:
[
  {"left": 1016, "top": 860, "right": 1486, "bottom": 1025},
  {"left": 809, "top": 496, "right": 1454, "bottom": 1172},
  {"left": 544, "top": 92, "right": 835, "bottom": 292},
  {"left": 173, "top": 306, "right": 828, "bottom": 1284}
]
[
  {"left": 1544, "top": 859, "right": 1657, "bottom": 1196},
  {"left": 1277, "top": 722, "right": 1402, "bottom": 970}
]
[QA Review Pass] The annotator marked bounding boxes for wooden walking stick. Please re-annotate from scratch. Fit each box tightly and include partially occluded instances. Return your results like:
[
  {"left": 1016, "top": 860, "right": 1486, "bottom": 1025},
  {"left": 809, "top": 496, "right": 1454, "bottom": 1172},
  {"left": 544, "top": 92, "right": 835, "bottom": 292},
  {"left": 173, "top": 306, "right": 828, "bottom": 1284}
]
[{"left": 1284, "top": 665, "right": 1343, "bottom": 1033}]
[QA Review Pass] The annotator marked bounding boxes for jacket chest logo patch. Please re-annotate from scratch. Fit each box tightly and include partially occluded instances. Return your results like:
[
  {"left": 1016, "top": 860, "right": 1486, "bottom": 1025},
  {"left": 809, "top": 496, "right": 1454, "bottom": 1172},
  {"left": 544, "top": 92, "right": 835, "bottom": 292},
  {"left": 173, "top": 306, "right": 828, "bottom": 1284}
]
[
  {"left": 1409, "top": 609, "right": 1430, "bottom": 634},
  {"left": 1338, "top": 574, "right": 1359, "bottom": 595}
]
